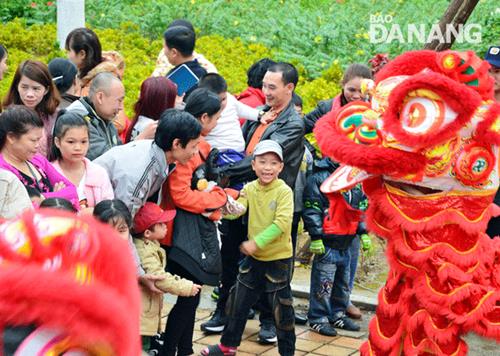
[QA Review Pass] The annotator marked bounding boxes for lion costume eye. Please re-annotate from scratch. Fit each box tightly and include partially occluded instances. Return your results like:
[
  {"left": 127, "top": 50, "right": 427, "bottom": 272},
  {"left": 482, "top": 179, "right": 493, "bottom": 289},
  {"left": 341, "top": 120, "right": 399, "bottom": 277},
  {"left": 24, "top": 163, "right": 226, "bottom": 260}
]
[{"left": 400, "top": 91, "right": 458, "bottom": 136}]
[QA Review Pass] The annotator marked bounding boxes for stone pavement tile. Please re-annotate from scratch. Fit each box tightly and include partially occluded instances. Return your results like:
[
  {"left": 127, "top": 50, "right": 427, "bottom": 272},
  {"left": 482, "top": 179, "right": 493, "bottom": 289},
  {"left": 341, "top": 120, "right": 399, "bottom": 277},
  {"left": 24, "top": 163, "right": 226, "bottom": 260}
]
[
  {"left": 336, "top": 329, "right": 367, "bottom": 339},
  {"left": 303, "top": 354, "right": 323, "bottom": 356},
  {"left": 192, "top": 330, "right": 206, "bottom": 342},
  {"left": 298, "top": 330, "right": 339, "bottom": 343},
  {"left": 236, "top": 352, "right": 256, "bottom": 356},
  {"left": 314, "top": 344, "right": 355, "bottom": 356},
  {"left": 192, "top": 342, "right": 206, "bottom": 355},
  {"left": 238, "top": 338, "right": 275, "bottom": 354},
  {"left": 261, "top": 348, "right": 307, "bottom": 356},
  {"left": 295, "top": 338, "right": 323, "bottom": 353},
  {"left": 351, "top": 352, "right": 360, "bottom": 356},
  {"left": 197, "top": 333, "right": 223, "bottom": 345},
  {"left": 196, "top": 309, "right": 212, "bottom": 321},
  {"left": 242, "top": 319, "right": 260, "bottom": 339},
  {"left": 332, "top": 336, "right": 365, "bottom": 350}
]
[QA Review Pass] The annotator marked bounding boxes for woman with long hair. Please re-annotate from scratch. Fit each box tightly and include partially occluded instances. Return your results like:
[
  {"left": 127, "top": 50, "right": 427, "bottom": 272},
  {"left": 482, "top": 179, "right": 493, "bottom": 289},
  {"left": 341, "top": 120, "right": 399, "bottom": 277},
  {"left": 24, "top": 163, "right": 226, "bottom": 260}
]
[
  {"left": 2, "top": 60, "right": 60, "bottom": 157},
  {"left": 126, "top": 77, "right": 177, "bottom": 142}
]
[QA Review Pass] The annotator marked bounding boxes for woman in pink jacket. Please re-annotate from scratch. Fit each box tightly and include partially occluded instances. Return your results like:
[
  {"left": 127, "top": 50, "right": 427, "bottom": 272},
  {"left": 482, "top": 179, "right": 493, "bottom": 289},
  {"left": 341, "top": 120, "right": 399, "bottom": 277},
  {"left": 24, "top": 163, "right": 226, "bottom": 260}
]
[
  {"left": 49, "top": 111, "right": 114, "bottom": 212},
  {"left": 0, "top": 106, "right": 77, "bottom": 207}
]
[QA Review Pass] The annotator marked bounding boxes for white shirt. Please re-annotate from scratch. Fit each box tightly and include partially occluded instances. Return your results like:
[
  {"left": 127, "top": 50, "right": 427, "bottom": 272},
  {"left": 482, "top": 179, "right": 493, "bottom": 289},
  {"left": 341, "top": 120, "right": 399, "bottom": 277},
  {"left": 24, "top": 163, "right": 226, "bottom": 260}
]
[
  {"left": 205, "top": 94, "right": 259, "bottom": 152},
  {"left": 130, "top": 115, "right": 154, "bottom": 141}
]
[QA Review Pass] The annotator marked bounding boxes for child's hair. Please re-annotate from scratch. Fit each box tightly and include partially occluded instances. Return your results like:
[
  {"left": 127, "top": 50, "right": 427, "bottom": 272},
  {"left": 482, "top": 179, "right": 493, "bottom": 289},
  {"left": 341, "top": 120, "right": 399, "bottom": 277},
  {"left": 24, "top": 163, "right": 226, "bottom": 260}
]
[
  {"left": 341, "top": 63, "right": 372, "bottom": 86},
  {"left": 48, "top": 58, "right": 78, "bottom": 94},
  {"left": 163, "top": 26, "right": 195, "bottom": 57},
  {"left": 198, "top": 73, "right": 228, "bottom": 95},
  {"left": 93, "top": 199, "right": 132, "bottom": 229},
  {"left": 40, "top": 197, "right": 77, "bottom": 212},
  {"left": 184, "top": 88, "right": 221, "bottom": 119},
  {"left": 49, "top": 111, "right": 89, "bottom": 161},
  {"left": 65, "top": 28, "right": 103, "bottom": 79},
  {"left": 247, "top": 58, "right": 276, "bottom": 89}
]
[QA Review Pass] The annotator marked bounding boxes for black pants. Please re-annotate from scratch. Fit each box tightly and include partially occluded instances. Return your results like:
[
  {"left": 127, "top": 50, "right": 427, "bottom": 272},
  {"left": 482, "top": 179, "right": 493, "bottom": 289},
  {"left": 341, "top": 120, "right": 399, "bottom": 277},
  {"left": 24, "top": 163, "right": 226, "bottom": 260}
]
[
  {"left": 161, "top": 260, "right": 201, "bottom": 356},
  {"left": 216, "top": 217, "right": 246, "bottom": 312},
  {"left": 221, "top": 257, "right": 296, "bottom": 356}
]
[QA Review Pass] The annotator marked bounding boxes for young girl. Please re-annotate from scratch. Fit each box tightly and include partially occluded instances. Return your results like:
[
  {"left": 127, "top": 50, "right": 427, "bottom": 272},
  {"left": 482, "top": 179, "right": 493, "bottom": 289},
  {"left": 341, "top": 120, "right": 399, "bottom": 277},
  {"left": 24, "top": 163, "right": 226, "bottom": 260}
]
[
  {"left": 93, "top": 199, "right": 133, "bottom": 240},
  {"left": 50, "top": 111, "right": 114, "bottom": 212},
  {"left": 125, "top": 76, "right": 177, "bottom": 142},
  {"left": 2, "top": 60, "right": 61, "bottom": 157}
]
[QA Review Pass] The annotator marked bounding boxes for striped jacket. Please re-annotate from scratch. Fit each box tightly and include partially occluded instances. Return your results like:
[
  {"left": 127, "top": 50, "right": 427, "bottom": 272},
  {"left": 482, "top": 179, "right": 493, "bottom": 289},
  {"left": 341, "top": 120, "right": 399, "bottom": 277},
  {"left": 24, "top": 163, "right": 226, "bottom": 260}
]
[{"left": 94, "top": 139, "right": 174, "bottom": 217}]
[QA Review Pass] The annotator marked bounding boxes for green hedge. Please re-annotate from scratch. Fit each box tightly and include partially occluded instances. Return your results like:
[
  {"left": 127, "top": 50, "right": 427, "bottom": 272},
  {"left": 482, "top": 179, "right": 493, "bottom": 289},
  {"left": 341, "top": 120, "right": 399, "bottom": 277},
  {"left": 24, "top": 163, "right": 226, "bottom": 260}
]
[{"left": 0, "top": 19, "right": 341, "bottom": 117}]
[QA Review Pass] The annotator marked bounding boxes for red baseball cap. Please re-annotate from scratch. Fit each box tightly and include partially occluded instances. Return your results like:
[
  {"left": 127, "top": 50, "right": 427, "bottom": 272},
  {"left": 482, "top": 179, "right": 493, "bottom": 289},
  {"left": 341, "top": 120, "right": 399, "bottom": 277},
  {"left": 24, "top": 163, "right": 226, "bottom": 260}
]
[{"left": 133, "top": 202, "right": 176, "bottom": 234}]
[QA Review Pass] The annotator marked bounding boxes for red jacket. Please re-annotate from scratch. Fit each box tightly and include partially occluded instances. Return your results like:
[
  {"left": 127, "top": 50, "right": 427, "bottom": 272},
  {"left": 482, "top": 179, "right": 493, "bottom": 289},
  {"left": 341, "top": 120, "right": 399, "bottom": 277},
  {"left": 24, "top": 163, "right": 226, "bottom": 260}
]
[
  {"left": 160, "top": 139, "right": 228, "bottom": 245},
  {"left": 237, "top": 87, "right": 266, "bottom": 125}
]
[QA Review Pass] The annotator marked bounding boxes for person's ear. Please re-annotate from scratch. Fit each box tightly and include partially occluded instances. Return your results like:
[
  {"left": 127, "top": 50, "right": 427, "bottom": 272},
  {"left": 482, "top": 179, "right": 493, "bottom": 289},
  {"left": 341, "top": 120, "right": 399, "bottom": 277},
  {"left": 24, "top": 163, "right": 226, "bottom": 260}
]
[
  {"left": 171, "top": 138, "right": 181, "bottom": 150},
  {"left": 144, "top": 229, "right": 151, "bottom": 238},
  {"left": 278, "top": 161, "right": 284, "bottom": 173},
  {"left": 200, "top": 112, "right": 209, "bottom": 125},
  {"left": 78, "top": 49, "right": 86, "bottom": 60},
  {"left": 251, "top": 159, "right": 256, "bottom": 172},
  {"left": 286, "top": 83, "right": 294, "bottom": 94},
  {"left": 6, "top": 132, "right": 17, "bottom": 145},
  {"left": 54, "top": 137, "right": 61, "bottom": 150}
]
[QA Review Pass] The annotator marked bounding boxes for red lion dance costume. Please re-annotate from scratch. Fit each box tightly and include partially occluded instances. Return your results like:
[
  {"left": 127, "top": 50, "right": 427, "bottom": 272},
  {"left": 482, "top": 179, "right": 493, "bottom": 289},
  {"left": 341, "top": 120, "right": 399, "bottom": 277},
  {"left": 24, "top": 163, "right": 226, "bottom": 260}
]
[
  {"left": 0, "top": 210, "right": 141, "bottom": 355},
  {"left": 315, "top": 50, "right": 500, "bottom": 355}
]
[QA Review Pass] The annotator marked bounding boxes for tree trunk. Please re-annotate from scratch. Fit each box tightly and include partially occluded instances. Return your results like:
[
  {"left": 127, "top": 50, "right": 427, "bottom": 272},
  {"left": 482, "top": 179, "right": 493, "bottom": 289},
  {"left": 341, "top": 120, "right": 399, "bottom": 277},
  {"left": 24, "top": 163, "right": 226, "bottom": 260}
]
[{"left": 424, "top": 0, "right": 479, "bottom": 51}]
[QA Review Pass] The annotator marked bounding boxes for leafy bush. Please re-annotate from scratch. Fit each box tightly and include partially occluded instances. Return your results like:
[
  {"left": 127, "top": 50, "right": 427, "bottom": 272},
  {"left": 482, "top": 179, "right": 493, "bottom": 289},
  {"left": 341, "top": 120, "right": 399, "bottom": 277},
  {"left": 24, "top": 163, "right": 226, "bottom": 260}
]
[
  {"left": 0, "top": 20, "right": 341, "bottom": 117},
  {"left": 2, "top": 0, "right": 497, "bottom": 78}
]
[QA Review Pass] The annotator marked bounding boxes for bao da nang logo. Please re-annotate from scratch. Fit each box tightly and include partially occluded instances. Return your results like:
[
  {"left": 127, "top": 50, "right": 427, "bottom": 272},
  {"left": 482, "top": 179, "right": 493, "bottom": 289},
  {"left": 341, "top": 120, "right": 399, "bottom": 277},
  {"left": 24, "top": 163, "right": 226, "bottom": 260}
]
[{"left": 369, "top": 14, "right": 482, "bottom": 44}]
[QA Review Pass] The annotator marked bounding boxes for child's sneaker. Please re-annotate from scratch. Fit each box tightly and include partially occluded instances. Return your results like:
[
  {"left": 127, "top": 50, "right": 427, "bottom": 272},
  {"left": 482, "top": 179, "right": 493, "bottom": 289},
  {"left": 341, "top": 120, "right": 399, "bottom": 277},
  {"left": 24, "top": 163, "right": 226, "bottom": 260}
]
[
  {"left": 201, "top": 344, "right": 237, "bottom": 356},
  {"left": 331, "top": 316, "right": 361, "bottom": 331},
  {"left": 310, "top": 322, "right": 337, "bottom": 336}
]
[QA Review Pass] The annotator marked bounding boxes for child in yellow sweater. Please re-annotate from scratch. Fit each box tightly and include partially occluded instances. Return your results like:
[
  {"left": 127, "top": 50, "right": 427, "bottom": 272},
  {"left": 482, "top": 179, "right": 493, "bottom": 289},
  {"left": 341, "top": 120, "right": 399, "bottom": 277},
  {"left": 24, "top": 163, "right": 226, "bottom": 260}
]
[{"left": 202, "top": 140, "right": 296, "bottom": 356}]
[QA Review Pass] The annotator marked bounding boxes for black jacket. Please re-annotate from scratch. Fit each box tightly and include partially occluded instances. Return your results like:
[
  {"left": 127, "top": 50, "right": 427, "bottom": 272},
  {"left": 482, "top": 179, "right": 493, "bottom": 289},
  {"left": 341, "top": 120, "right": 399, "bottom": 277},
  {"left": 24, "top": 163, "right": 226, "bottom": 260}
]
[
  {"left": 302, "top": 158, "right": 367, "bottom": 250},
  {"left": 221, "top": 100, "right": 305, "bottom": 189},
  {"left": 304, "top": 99, "right": 333, "bottom": 134}
]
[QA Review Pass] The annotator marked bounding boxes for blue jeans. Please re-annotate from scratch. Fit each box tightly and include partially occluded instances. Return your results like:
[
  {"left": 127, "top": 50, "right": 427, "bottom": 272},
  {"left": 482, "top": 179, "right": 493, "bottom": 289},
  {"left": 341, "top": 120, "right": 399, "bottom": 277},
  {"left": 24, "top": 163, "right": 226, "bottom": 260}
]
[
  {"left": 348, "top": 236, "right": 360, "bottom": 292},
  {"left": 308, "top": 246, "right": 351, "bottom": 324}
]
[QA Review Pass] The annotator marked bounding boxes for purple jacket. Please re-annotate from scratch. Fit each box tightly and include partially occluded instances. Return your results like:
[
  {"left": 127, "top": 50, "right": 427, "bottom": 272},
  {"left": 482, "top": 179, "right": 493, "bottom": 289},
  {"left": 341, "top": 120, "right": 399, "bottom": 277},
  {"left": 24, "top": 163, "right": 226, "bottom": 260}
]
[{"left": 0, "top": 153, "right": 78, "bottom": 207}]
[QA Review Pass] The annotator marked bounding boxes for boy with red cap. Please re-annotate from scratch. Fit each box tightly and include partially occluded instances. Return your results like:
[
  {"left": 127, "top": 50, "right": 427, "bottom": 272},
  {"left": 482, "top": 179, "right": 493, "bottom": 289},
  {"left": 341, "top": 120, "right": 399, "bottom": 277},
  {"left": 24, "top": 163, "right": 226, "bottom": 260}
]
[{"left": 133, "top": 202, "right": 202, "bottom": 351}]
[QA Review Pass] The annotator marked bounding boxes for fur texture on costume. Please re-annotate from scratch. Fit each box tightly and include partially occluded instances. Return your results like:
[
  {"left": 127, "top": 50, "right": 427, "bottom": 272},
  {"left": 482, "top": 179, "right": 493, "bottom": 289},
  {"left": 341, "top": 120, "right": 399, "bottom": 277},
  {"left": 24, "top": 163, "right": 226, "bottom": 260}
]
[
  {"left": 314, "top": 50, "right": 500, "bottom": 355},
  {"left": 0, "top": 209, "right": 141, "bottom": 355}
]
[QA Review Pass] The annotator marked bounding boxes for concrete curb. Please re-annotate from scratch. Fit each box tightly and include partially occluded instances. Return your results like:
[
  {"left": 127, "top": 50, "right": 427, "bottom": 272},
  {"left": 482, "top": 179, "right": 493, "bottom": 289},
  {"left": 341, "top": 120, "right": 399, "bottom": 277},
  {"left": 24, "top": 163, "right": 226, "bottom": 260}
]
[{"left": 291, "top": 283, "right": 378, "bottom": 311}]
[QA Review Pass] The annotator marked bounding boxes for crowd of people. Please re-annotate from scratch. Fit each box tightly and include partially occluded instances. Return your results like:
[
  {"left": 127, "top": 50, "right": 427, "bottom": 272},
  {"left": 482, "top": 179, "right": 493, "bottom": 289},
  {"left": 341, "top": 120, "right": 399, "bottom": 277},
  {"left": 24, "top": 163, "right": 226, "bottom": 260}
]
[{"left": 0, "top": 18, "right": 498, "bottom": 356}]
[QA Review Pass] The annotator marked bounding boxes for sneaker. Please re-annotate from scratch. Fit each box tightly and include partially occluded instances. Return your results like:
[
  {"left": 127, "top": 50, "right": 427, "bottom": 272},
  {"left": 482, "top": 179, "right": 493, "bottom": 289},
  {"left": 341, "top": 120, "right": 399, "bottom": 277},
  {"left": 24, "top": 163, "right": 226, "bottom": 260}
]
[
  {"left": 201, "top": 309, "right": 227, "bottom": 334},
  {"left": 295, "top": 313, "right": 308, "bottom": 325},
  {"left": 258, "top": 323, "right": 277, "bottom": 344},
  {"left": 201, "top": 344, "right": 237, "bottom": 356},
  {"left": 346, "top": 304, "right": 362, "bottom": 319},
  {"left": 331, "top": 316, "right": 361, "bottom": 331},
  {"left": 310, "top": 322, "right": 337, "bottom": 336}
]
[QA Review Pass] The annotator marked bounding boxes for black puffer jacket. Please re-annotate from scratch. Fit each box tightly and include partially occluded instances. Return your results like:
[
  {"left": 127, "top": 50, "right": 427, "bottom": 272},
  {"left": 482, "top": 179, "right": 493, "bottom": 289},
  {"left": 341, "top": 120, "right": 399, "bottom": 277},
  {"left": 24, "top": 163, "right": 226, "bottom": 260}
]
[
  {"left": 220, "top": 100, "right": 305, "bottom": 189},
  {"left": 302, "top": 158, "right": 367, "bottom": 250}
]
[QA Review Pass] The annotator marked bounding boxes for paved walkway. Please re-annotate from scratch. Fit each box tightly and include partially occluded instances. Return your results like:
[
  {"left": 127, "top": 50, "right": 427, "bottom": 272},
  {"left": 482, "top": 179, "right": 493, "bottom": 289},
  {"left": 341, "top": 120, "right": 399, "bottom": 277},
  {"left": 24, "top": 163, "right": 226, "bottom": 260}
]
[{"left": 163, "top": 298, "right": 368, "bottom": 356}]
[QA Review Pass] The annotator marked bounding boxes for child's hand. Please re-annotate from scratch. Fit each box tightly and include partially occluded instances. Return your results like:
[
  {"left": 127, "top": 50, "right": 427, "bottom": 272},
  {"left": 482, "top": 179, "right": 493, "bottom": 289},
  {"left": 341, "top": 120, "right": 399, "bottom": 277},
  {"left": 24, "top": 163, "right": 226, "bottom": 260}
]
[
  {"left": 191, "top": 283, "right": 202, "bottom": 296},
  {"left": 240, "top": 240, "right": 258, "bottom": 256}
]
